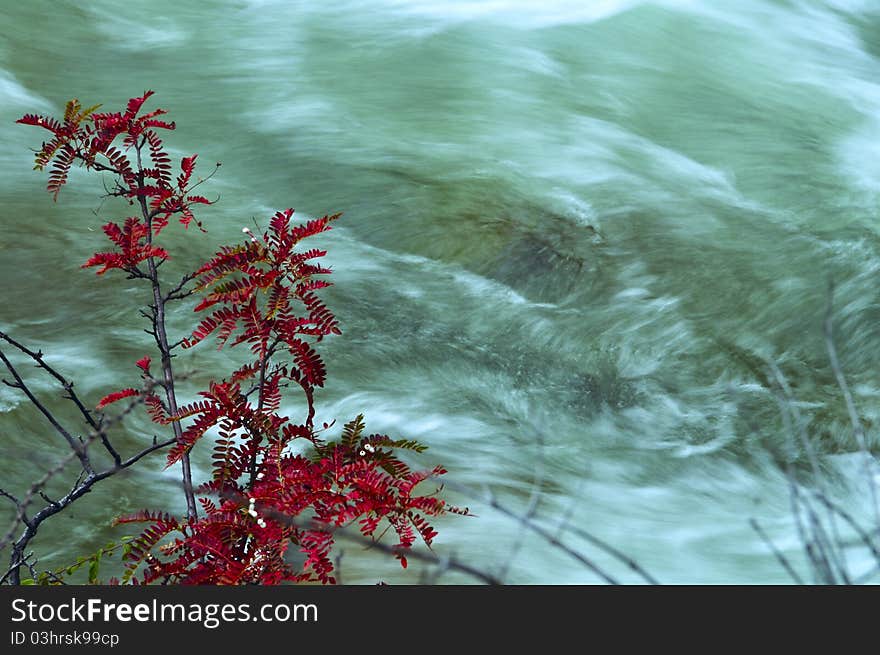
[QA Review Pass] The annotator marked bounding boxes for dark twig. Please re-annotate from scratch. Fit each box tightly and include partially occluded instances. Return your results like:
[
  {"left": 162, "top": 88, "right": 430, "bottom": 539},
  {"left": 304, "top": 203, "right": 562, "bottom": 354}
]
[
  {"left": 0, "top": 331, "right": 121, "bottom": 464},
  {"left": 0, "top": 372, "right": 174, "bottom": 585},
  {"left": 483, "top": 488, "right": 619, "bottom": 585},
  {"left": 804, "top": 499, "right": 846, "bottom": 584},
  {"left": 556, "top": 521, "right": 661, "bottom": 585},
  {"left": 164, "top": 273, "right": 196, "bottom": 303},
  {"left": 497, "top": 429, "right": 546, "bottom": 582},
  {"left": 749, "top": 518, "right": 804, "bottom": 584},
  {"left": 766, "top": 359, "right": 849, "bottom": 573},
  {"left": 0, "top": 347, "right": 93, "bottom": 475},
  {"left": 134, "top": 141, "right": 197, "bottom": 522},
  {"left": 0, "top": 488, "right": 23, "bottom": 511},
  {"left": 809, "top": 491, "right": 880, "bottom": 567},
  {"left": 824, "top": 282, "right": 879, "bottom": 528},
  {"left": 265, "top": 507, "right": 502, "bottom": 585}
]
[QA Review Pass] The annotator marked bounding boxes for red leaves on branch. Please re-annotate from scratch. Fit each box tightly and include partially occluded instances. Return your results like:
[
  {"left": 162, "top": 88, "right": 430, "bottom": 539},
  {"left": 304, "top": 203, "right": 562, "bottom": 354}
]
[
  {"left": 82, "top": 218, "right": 169, "bottom": 274},
  {"left": 17, "top": 91, "right": 210, "bottom": 232},
  {"left": 182, "top": 208, "right": 341, "bottom": 420},
  {"left": 119, "top": 412, "right": 457, "bottom": 585},
  {"left": 115, "top": 206, "right": 467, "bottom": 584},
  {"left": 19, "top": 92, "right": 466, "bottom": 586}
]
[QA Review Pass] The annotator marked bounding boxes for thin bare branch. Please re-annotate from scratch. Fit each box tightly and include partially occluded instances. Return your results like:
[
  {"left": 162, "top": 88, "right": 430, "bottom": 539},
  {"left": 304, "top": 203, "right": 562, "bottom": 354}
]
[
  {"left": 0, "top": 347, "right": 94, "bottom": 475},
  {"left": 750, "top": 518, "right": 804, "bottom": 584},
  {"left": 0, "top": 331, "right": 121, "bottom": 464},
  {"left": 0, "top": 378, "right": 174, "bottom": 584},
  {"left": 263, "top": 507, "right": 502, "bottom": 585},
  {"left": 497, "top": 430, "right": 546, "bottom": 582},
  {"left": 824, "top": 282, "right": 879, "bottom": 528}
]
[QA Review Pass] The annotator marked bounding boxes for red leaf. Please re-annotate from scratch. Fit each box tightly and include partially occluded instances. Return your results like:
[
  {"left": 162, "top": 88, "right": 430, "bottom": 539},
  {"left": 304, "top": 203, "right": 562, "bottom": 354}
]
[
  {"left": 96, "top": 388, "right": 139, "bottom": 410},
  {"left": 181, "top": 155, "right": 196, "bottom": 177},
  {"left": 16, "top": 114, "right": 62, "bottom": 134},
  {"left": 177, "top": 154, "right": 198, "bottom": 192},
  {"left": 136, "top": 356, "right": 151, "bottom": 373},
  {"left": 125, "top": 91, "right": 154, "bottom": 118},
  {"left": 82, "top": 252, "right": 126, "bottom": 275}
]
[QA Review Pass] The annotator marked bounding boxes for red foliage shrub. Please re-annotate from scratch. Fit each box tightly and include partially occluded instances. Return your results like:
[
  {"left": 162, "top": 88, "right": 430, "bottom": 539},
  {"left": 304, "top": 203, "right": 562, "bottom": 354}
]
[{"left": 18, "top": 92, "right": 465, "bottom": 584}]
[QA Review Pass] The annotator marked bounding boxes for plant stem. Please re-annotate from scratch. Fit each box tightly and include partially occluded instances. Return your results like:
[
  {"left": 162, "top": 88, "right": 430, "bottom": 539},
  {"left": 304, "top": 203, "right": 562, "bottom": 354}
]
[{"left": 135, "top": 146, "right": 197, "bottom": 522}]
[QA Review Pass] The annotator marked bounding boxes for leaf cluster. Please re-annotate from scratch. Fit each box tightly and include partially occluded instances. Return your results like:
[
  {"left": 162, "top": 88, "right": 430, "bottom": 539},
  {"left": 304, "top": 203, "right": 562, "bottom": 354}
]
[{"left": 20, "top": 93, "right": 466, "bottom": 585}]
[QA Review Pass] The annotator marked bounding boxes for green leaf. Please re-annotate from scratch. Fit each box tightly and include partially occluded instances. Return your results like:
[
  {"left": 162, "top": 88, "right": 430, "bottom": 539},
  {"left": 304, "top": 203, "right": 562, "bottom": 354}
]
[
  {"left": 88, "top": 553, "right": 101, "bottom": 584},
  {"left": 378, "top": 436, "right": 428, "bottom": 453},
  {"left": 78, "top": 103, "right": 102, "bottom": 122},
  {"left": 341, "top": 415, "right": 366, "bottom": 449}
]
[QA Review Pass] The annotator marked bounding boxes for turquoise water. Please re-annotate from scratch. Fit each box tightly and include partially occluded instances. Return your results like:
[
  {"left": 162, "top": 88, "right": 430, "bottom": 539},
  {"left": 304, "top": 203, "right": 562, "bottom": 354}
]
[{"left": 2, "top": 0, "right": 880, "bottom": 583}]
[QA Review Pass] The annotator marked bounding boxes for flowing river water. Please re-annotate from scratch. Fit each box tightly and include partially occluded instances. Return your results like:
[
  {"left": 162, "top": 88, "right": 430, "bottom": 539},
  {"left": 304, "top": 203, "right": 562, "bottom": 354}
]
[{"left": 2, "top": 0, "right": 880, "bottom": 583}]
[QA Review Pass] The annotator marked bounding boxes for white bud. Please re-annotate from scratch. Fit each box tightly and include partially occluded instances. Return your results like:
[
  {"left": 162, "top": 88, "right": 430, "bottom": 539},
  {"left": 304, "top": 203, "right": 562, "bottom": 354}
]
[{"left": 248, "top": 509, "right": 258, "bottom": 517}]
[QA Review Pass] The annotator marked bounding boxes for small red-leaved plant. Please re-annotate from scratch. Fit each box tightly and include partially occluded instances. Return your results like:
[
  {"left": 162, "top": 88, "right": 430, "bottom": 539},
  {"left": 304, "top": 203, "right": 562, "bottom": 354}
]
[{"left": 18, "top": 92, "right": 465, "bottom": 585}]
